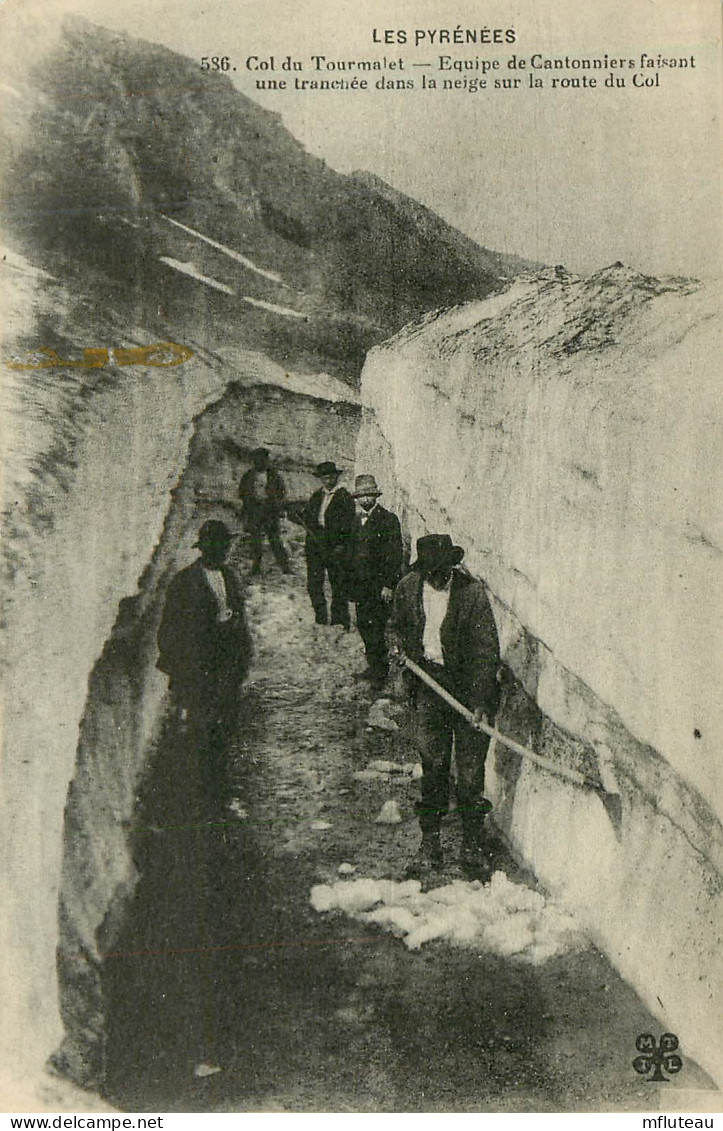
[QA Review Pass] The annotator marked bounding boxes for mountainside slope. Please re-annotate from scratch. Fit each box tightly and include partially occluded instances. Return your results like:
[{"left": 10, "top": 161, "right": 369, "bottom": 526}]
[{"left": 0, "top": 16, "right": 532, "bottom": 384}]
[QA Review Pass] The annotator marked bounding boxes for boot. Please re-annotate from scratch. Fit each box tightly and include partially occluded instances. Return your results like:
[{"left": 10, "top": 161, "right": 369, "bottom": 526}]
[
  {"left": 406, "top": 809, "right": 444, "bottom": 878},
  {"left": 460, "top": 803, "right": 494, "bottom": 880},
  {"left": 405, "top": 830, "right": 443, "bottom": 878}
]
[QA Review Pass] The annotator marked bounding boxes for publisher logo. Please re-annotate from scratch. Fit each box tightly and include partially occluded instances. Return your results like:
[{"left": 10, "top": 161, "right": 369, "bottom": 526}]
[{"left": 633, "top": 1033, "right": 683, "bottom": 1082}]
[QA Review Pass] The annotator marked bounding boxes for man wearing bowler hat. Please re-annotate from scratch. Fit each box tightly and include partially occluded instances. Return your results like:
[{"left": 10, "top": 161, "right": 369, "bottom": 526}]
[
  {"left": 390, "top": 534, "right": 500, "bottom": 878},
  {"left": 300, "top": 460, "right": 356, "bottom": 628},
  {"left": 348, "top": 474, "right": 403, "bottom": 689},
  {"left": 157, "top": 519, "right": 253, "bottom": 815}
]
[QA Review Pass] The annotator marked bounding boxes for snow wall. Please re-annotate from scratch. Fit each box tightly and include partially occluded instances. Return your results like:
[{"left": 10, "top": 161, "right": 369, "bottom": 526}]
[
  {"left": 0, "top": 258, "right": 360, "bottom": 1105},
  {"left": 355, "top": 265, "right": 723, "bottom": 1087}
]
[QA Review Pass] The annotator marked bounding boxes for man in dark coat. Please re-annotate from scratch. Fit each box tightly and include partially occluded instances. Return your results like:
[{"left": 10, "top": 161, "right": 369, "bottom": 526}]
[
  {"left": 238, "top": 447, "right": 291, "bottom": 575},
  {"left": 157, "top": 519, "right": 253, "bottom": 815},
  {"left": 301, "top": 460, "right": 356, "bottom": 628},
  {"left": 347, "top": 474, "right": 403, "bottom": 688},
  {"left": 390, "top": 534, "right": 500, "bottom": 879}
]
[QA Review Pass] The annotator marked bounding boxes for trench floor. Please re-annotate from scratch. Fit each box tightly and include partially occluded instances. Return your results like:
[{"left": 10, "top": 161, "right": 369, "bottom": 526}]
[{"left": 102, "top": 533, "right": 714, "bottom": 1112}]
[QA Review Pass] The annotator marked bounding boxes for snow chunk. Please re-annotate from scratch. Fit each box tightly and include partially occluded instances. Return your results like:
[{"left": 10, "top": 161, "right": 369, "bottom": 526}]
[
  {"left": 367, "top": 760, "right": 414, "bottom": 775},
  {"left": 353, "top": 769, "right": 391, "bottom": 783},
  {"left": 310, "top": 877, "right": 421, "bottom": 916},
  {"left": 353, "top": 760, "right": 416, "bottom": 783},
  {"left": 193, "top": 1062, "right": 222, "bottom": 1077},
  {"left": 375, "top": 800, "right": 403, "bottom": 824},
  {"left": 310, "top": 871, "right": 586, "bottom": 963},
  {"left": 405, "top": 914, "right": 451, "bottom": 950},
  {"left": 367, "top": 702, "right": 400, "bottom": 731},
  {"left": 483, "top": 913, "right": 536, "bottom": 956},
  {"left": 310, "top": 884, "right": 336, "bottom": 912},
  {"left": 360, "top": 905, "right": 419, "bottom": 935}
]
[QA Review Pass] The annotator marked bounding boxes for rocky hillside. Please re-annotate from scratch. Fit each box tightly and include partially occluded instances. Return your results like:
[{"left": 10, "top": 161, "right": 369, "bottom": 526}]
[{"left": 0, "top": 16, "right": 531, "bottom": 384}]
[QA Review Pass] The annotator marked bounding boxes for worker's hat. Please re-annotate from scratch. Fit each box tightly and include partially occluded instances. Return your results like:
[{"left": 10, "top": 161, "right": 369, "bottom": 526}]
[
  {"left": 313, "top": 461, "right": 345, "bottom": 478},
  {"left": 352, "top": 474, "right": 383, "bottom": 498},
  {"left": 194, "top": 519, "right": 234, "bottom": 549},
  {"left": 414, "top": 533, "right": 464, "bottom": 571}
]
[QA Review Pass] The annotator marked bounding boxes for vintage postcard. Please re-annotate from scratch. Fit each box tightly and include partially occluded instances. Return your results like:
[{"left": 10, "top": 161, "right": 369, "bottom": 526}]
[{"left": 1, "top": 0, "right": 721, "bottom": 1117}]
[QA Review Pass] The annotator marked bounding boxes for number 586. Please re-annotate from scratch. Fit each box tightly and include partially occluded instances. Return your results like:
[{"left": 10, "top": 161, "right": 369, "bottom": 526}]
[{"left": 201, "top": 56, "right": 232, "bottom": 71}]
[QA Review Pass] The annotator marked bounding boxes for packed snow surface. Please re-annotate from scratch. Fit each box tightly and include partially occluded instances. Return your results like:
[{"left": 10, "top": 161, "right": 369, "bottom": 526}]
[
  {"left": 310, "top": 872, "right": 586, "bottom": 962},
  {"left": 214, "top": 346, "right": 360, "bottom": 405}
]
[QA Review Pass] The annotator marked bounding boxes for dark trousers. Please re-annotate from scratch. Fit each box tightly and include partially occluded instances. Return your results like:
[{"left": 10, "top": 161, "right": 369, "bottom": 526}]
[
  {"left": 246, "top": 515, "right": 289, "bottom": 571},
  {"left": 409, "top": 663, "right": 491, "bottom": 833},
  {"left": 171, "top": 673, "right": 242, "bottom": 817},
  {"left": 306, "top": 539, "right": 350, "bottom": 627},
  {"left": 355, "top": 595, "right": 390, "bottom": 678}
]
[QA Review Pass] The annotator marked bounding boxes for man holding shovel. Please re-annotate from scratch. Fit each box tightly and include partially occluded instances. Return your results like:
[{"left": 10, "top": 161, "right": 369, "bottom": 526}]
[{"left": 390, "top": 534, "right": 501, "bottom": 879}]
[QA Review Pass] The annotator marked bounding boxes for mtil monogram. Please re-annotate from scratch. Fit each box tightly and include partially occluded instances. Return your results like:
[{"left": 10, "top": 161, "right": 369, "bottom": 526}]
[{"left": 633, "top": 1033, "right": 683, "bottom": 1082}]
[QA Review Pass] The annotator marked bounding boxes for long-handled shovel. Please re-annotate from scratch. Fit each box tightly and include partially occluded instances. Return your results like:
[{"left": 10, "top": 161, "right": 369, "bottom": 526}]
[{"left": 402, "top": 655, "right": 622, "bottom": 830}]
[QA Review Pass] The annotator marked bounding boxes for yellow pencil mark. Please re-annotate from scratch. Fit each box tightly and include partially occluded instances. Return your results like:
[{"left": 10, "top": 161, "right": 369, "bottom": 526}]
[{"left": 6, "top": 342, "right": 194, "bottom": 370}]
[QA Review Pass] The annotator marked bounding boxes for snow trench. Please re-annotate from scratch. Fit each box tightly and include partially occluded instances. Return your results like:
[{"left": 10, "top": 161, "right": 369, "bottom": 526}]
[{"left": 1, "top": 334, "right": 360, "bottom": 1097}]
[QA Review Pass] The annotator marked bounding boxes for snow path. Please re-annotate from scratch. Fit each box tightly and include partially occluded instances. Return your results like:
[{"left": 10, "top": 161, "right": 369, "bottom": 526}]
[
  {"left": 160, "top": 214, "right": 288, "bottom": 285},
  {"left": 237, "top": 572, "right": 586, "bottom": 964},
  {"left": 158, "top": 257, "right": 308, "bottom": 318},
  {"left": 213, "top": 346, "right": 360, "bottom": 404},
  {"left": 110, "top": 522, "right": 712, "bottom": 1110},
  {"left": 159, "top": 256, "right": 234, "bottom": 294},
  {"left": 240, "top": 294, "right": 308, "bottom": 319}
]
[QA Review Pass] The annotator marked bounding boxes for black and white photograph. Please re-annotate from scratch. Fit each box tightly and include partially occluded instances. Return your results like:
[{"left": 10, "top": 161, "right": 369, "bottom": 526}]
[{"left": 0, "top": 0, "right": 721, "bottom": 1116}]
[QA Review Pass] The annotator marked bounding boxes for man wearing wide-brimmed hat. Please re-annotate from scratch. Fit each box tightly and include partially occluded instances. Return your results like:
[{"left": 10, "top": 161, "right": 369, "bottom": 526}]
[
  {"left": 347, "top": 474, "right": 403, "bottom": 689},
  {"left": 390, "top": 534, "right": 500, "bottom": 879},
  {"left": 297, "top": 460, "right": 356, "bottom": 628},
  {"left": 157, "top": 519, "right": 253, "bottom": 815}
]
